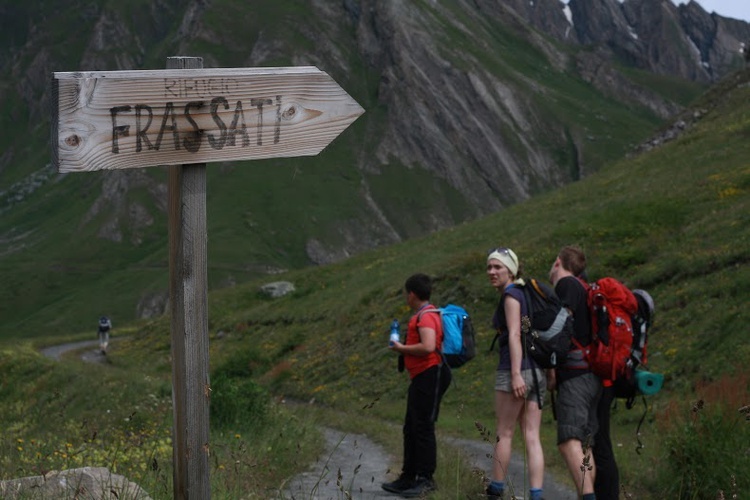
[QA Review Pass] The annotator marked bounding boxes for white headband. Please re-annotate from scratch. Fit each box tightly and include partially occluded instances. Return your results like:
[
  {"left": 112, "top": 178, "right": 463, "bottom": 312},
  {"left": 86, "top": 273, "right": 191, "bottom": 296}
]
[{"left": 487, "top": 248, "right": 519, "bottom": 276}]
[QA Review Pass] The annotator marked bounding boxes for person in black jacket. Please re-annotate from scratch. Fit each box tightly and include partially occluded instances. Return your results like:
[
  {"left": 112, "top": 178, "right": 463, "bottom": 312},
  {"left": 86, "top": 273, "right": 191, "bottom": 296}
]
[
  {"left": 549, "top": 246, "right": 602, "bottom": 500},
  {"left": 97, "top": 316, "right": 112, "bottom": 355}
]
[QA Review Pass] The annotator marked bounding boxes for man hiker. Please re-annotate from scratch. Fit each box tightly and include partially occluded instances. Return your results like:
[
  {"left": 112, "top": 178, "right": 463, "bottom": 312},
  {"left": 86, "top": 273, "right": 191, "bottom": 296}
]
[
  {"left": 549, "top": 246, "right": 602, "bottom": 500},
  {"left": 382, "top": 273, "right": 451, "bottom": 498},
  {"left": 98, "top": 316, "right": 112, "bottom": 355}
]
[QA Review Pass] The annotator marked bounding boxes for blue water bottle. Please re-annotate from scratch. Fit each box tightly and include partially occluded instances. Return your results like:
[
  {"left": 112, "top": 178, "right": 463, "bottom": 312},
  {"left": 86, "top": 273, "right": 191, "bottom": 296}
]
[{"left": 389, "top": 319, "right": 400, "bottom": 346}]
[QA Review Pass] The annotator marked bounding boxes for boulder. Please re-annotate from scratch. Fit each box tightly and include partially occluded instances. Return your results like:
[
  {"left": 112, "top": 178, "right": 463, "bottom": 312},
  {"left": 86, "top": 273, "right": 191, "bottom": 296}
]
[
  {"left": 260, "top": 281, "right": 296, "bottom": 298},
  {"left": 0, "top": 467, "right": 151, "bottom": 500}
]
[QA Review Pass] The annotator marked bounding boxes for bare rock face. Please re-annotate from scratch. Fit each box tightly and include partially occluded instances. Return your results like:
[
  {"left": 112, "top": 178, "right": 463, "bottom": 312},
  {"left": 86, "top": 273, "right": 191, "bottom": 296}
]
[
  {"left": 0, "top": 467, "right": 151, "bottom": 500},
  {"left": 535, "top": 0, "right": 750, "bottom": 83},
  {"left": 78, "top": 170, "right": 167, "bottom": 245},
  {"left": 355, "top": 0, "right": 570, "bottom": 213}
]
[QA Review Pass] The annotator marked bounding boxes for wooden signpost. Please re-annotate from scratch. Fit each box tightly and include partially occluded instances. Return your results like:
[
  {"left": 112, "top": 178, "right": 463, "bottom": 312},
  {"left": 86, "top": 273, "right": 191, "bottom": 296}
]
[{"left": 51, "top": 56, "right": 364, "bottom": 499}]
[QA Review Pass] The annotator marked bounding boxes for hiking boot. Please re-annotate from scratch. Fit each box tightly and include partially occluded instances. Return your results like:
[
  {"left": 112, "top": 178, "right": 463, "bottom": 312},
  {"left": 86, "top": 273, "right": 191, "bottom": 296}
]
[
  {"left": 381, "top": 473, "right": 415, "bottom": 493},
  {"left": 398, "top": 475, "right": 436, "bottom": 498}
]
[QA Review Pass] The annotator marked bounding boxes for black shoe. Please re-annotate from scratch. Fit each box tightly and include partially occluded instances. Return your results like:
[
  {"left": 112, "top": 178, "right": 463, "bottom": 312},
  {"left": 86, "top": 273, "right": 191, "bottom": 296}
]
[
  {"left": 398, "top": 476, "right": 436, "bottom": 498},
  {"left": 381, "top": 473, "right": 415, "bottom": 493}
]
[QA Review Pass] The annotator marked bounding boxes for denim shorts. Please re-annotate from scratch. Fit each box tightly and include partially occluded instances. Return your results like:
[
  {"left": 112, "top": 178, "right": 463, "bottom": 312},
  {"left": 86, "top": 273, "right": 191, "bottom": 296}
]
[
  {"left": 555, "top": 372, "right": 602, "bottom": 446},
  {"left": 495, "top": 368, "right": 546, "bottom": 404}
]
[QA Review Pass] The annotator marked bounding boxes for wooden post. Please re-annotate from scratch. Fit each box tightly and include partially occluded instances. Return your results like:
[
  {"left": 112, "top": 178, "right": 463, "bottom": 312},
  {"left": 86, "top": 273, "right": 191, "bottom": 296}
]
[{"left": 167, "top": 56, "right": 211, "bottom": 500}]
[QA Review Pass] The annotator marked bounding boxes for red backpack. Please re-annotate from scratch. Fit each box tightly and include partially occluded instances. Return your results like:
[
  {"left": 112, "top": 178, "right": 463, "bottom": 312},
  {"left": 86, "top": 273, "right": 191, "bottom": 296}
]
[{"left": 578, "top": 277, "right": 639, "bottom": 381}]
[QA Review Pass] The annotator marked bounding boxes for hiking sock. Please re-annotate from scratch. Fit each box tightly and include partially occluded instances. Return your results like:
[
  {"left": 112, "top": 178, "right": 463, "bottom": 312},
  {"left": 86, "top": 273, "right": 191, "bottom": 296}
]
[
  {"left": 488, "top": 480, "right": 504, "bottom": 492},
  {"left": 582, "top": 494, "right": 596, "bottom": 500},
  {"left": 486, "top": 480, "right": 504, "bottom": 497},
  {"left": 529, "top": 487, "right": 543, "bottom": 500}
]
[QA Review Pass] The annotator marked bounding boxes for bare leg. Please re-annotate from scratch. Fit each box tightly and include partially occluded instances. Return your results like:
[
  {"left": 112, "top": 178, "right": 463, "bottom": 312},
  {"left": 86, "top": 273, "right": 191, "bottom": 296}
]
[
  {"left": 559, "top": 438, "right": 596, "bottom": 495},
  {"left": 493, "top": 389, "right": 525, "bottom": 481},
  {"left": 520, "top": 400, "right": 545, "bottom": 489}
]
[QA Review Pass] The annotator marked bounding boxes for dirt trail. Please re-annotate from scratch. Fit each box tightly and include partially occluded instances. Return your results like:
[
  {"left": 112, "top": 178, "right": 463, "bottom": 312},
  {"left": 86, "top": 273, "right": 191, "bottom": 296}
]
[{"left": 40, "top": 337, "right": 124, "bottom": 363}]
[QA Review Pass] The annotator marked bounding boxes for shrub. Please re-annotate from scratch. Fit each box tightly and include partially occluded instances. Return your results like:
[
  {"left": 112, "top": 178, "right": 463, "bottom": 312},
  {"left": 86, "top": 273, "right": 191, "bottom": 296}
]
[
  {"left": 210, "top": 354, "right": 270, "bottom": 430},
  {"left": 654, "top": 372, "right": 749, "bottom": 498}
]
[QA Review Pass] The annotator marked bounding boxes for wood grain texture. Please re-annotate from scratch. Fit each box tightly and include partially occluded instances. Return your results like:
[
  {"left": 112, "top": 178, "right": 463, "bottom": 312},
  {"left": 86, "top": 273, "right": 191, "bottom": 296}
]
[
  {"left": 52, "top": 66, "right": 364, "bottom": 172},
  {"left": 169, "top": 164, "right": 210, "bottom": 500},
  {"left": 166, "top": 56, "right": 211, "bottom": 500}
]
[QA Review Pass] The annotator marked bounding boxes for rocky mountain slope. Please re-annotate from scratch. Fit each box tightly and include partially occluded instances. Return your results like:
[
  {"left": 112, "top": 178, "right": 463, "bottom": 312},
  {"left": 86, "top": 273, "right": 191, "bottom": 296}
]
[{"left": 0, "top": 0, "right": 748, "bottom": 335}]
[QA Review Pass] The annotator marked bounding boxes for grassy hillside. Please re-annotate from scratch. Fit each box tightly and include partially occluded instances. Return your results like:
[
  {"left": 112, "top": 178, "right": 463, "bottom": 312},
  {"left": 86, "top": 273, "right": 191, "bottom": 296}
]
[
  {"left": 0, "top": 0, "right": 707, "bottom": 340},
  {"left": 2, "top": 69, "right": 748, "bottom": 498}
]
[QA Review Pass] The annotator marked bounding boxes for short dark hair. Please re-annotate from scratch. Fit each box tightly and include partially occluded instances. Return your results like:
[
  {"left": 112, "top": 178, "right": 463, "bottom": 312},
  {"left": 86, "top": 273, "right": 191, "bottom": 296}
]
[
  {"left": 558, "top": 245, "right": 587, "bottom": 277},
  {"left": 405, "top": 273, "right": 432, "bottom": 301}
]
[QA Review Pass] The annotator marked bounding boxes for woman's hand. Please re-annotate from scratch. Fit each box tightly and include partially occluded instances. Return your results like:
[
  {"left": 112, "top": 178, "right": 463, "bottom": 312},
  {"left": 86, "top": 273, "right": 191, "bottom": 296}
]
[
  {"left": 512, "top": 372, "right": 526, "bottom": 399},
  {"left": 546, "top": 369, "right": 557, "bottom": 391}
]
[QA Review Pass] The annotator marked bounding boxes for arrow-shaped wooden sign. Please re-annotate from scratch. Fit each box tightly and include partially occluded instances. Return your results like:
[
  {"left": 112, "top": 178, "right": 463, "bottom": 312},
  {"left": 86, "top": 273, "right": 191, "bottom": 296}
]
[
  {"left": 51, "top": 57, "right": 366, "bottom": 499},
  {"left": 52, "top": 66, "right": 364, "bottom": 173}
]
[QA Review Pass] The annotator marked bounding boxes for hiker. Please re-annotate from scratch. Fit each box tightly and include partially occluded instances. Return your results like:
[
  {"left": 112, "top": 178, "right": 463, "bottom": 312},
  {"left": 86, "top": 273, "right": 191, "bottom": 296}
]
[
  {"left": 382, "top": 273, "right": 451, "bottom": 498},
  {"left": 98, "top": 316, "right": 112, "bottom": 355},
  {"left": 548, "top": 246, "right": 602, "bottom": 500},
  {"left": 486, "top": 248, "right": 545, "bottom": 500},
  {"left": 592, "top": 286, "right": 654, "bottom": 500},
  {"left": 593, "top": 365, "right": 620, "bottom": 500}
]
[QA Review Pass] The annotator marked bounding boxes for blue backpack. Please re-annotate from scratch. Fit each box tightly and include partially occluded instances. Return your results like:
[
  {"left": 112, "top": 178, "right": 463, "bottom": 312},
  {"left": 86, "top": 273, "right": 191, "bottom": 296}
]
[{"left": 420, "top": 304, "right": 476, "bottom": 368}]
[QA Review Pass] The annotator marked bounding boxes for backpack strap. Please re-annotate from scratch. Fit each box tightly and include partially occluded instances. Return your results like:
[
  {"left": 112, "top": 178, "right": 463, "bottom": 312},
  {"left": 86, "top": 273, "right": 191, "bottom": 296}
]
[
  {"left": 530, "top": 364, "right": 543, "bottom": 409},
  {"left": 415, "top": 307, "right": 452, "bottom": 409},
  {"left": 563, "top": 277, "right": 592, "bottom": 370},
  {"left": 520, "top": 282, "right": 545, "bottom": 409},
  {"left": 417, "top": 307, "right": 447, "bottom": 368},
  {"left": 489, "top": 284, "right": 519, "bottom": 352}
]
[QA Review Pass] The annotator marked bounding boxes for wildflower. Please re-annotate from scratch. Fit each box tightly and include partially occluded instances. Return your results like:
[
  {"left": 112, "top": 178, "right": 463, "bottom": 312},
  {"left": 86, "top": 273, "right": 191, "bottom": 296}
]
[
  {"left": 580, "top": 450, "right": 593, "bottom": 472},
  {"left": 692, "top": 399, "right": 705, "bottom": 413}
]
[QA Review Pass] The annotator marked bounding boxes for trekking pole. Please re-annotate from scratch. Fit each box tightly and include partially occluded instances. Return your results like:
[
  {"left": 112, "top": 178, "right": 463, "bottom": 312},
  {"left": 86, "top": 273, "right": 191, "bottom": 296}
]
[{"left": 635, "top": 394, "right": 648, "bottom": 454}]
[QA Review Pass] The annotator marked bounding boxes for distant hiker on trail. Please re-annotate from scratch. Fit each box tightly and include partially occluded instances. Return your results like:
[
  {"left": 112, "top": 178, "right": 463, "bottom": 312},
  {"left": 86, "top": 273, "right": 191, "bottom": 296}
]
[
  {"left": 486, "top": 247, "right": 546, "bottom": 500},
  {"left": 98, "top": 316, "right": 112, "bottom": 355},
  {"left": 382, "top": 273, "right": 451, "bottom": 498},
  {"left": 548, "top": 246, "right": 601, "bottom": 500}
]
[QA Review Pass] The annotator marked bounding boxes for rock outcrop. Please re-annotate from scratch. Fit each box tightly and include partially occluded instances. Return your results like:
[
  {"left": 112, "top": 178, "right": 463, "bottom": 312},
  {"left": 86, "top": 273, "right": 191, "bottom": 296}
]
[{"left": 508, "top": 0, "right": 750, "bottom": 83}]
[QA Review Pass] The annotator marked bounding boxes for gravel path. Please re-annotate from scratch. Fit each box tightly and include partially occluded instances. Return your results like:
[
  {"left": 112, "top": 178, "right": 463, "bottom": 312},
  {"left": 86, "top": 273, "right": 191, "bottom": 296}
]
[{"left": 283, "top": 428, "right": 577, "bottom": 499}]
